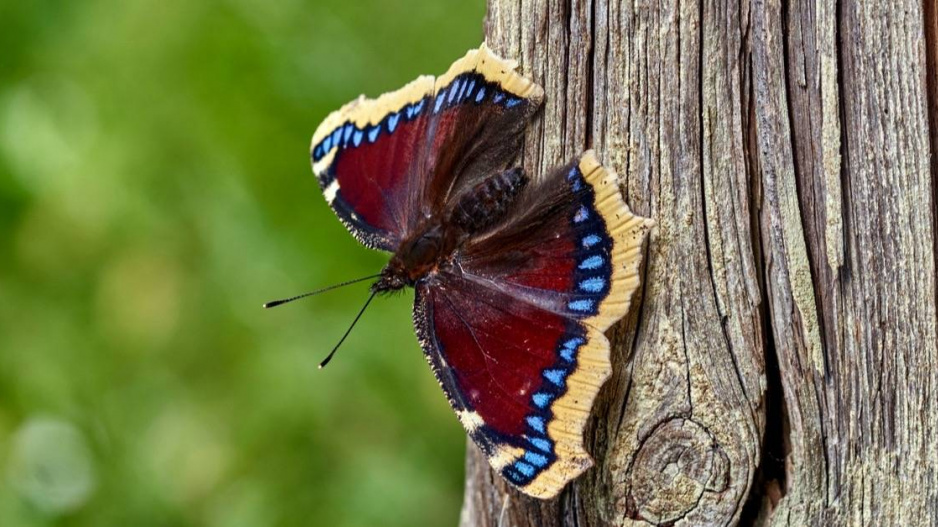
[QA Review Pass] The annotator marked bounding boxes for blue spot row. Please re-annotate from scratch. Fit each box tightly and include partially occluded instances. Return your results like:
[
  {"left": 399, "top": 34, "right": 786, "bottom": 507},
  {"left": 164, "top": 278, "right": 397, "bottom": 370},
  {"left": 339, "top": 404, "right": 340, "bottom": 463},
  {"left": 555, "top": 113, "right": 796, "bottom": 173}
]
[
  {"left": 564, "top": 165, "right": 615, "bottom": 319},
  {"left": 501, "top": 327, "right": 588, "bottom": 487},
  {"left": 432, "top": 73, "right": 528, "bottom": 116},
  {"left": 314, "top": 74, "right": 530, "bottom": 165},
  {"left": 312, "top": 95, "right": 432, "bottom": 163},
  {"left": 435, "top": 75, "right": 488, "bottom": 114},
  {"left": 505, "top": 165, "right": 613, "bottom": 487}
]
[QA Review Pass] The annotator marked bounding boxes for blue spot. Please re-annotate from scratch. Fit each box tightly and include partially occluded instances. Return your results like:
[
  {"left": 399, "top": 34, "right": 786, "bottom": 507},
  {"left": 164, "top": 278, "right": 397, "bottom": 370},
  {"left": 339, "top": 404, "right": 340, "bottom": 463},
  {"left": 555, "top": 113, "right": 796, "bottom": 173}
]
[
  {"left": 528, "top": 437, "right": 552, "bottom": 452},
  {"left": 532, "top": 393, "right": 552, "bottom": 408},
  {"left": 475, "top": 86, "right": 486, "bottom": 102},
  {"left": 574, "top": 205, "right": 590, "bottom": 223},
  {"left": 367, "top": 126, "right": 380, "bottom": 143},
  {"left": 331, "top": 128, "right": 342, "bottom": 146},
  {"left": 504, "top": 468, "right": 523, "bottom": 483},
  {"left": 579, "top": 255, "right": 604, "bottom": 270},
  {"left": 567, "top": 167, "right": 579, "bottom": 180},
  {"left": 494, "top": 91, "right": 505, "bottom": 103},
  {"left": 465, "top": 80, "right": 476, "bottom": 99},
  {"left": 514, "top": 461, "right": 536, "bottom": 477},
  {"left": 343, "top": 125, "right": 353, "bottom": 145},
  {"left": 506, "top": 97, "right": 522, "bottom": 108},
  {"left": 560, "top": 347, "right": 576, "bottom": 361},
  {"left": 568, "top": 299, "right": 595, "bottom": 312},
  {"left": 322, "top": 136, "right": 332, "bottom": 152},
  {"left": 435, "top": 93, "right": 446, "bottom": 113},
  {"left": 414, "top": 99, "right": 425, "bottom": 115},
  {"left": 405, "top": 106, "right": 414, "bottom": 119},
  {"left": 524, "top": 451, "right": 549, "bottom": 467},
  {"left": 582, "top": 234, "right": 602, "bottom": 248},
  {"left": 457, "top": 79, "right": 469, "bottom": 100},
  {"left": 313, "top": 145, "right": 321, "bottom": 160},
  {"left": 388, "top": 113, "right": 400, "bottom": 133},
  {"left": 352, "top": 130, "right": 364, "bottom": 147},
  {"left": 448, "top": 80, "right": 461, "bottom": 103},
  {"left": 526, "top": 416, "right": 545, "bottom": 433},
  {"left": 572, "top": 178, "right": 583, "bottom": 191},
  {"left": 560, "top": 337, "right": 584, "bottom": 360},
  {"left": 580, "top": 277, "right": 606, "bottom": 293},
  {"left": 544, "top": 369, "right": 566, "bottom": 386}
]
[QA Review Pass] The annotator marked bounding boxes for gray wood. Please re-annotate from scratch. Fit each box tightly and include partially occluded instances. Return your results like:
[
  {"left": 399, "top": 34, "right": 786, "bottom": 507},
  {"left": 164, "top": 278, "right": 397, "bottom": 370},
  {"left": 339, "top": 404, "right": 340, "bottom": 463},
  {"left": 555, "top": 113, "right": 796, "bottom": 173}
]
[{"left": 460, "top": 0, "right": 938, "bottom": 525}]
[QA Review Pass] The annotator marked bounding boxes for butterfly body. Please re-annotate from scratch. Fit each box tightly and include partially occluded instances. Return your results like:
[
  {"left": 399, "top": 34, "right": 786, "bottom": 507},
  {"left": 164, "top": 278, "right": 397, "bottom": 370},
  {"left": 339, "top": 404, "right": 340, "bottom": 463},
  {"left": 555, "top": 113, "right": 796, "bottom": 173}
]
[
  {"left": 309, "top": 44, "right": 653, "bottom": 498},
  {"left": 374, "top": 167, "right": 528, "bottom": 293}
]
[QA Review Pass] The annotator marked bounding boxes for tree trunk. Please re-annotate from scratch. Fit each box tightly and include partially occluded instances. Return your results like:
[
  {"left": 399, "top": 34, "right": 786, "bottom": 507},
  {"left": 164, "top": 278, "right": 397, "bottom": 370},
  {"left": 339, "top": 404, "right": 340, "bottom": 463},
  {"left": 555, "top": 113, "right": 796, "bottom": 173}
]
[{"left": 460, "top": 0, "right": 938, "bottom": 525}]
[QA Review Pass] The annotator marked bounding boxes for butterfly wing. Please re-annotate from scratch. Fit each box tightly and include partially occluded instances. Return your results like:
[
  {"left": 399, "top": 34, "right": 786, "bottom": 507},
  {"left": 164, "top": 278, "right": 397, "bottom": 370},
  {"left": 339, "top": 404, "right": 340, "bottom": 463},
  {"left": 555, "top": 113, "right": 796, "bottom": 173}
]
[
  {"left": 414, "top": 152, "right": 652, "bottom": 498},
  {"left": 311, "top": 44, "right": 543, "bottom": 251}
]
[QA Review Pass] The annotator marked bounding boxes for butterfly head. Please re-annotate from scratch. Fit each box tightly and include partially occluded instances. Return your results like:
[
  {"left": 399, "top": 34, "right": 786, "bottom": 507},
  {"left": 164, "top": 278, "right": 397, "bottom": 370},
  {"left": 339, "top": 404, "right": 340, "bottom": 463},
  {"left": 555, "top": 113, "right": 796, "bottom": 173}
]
[{"left": 372, "top": 264, "right": 408, "bottom": 294}]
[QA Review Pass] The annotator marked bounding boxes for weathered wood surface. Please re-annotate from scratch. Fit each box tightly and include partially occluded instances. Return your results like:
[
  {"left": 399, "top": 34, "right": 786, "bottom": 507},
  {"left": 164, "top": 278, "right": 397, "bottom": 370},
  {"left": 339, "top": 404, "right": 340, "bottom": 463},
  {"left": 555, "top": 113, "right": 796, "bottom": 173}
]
[{"left": 460, "top": 0, "right": 938, "bottom": 525}]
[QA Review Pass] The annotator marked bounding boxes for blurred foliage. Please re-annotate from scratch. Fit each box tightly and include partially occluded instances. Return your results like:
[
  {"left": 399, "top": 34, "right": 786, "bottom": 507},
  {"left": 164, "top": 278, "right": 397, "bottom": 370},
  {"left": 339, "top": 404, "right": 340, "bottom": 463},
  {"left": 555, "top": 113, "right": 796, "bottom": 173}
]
[{"left": 0, "top": 0, "right": 485, "bottom": 525}]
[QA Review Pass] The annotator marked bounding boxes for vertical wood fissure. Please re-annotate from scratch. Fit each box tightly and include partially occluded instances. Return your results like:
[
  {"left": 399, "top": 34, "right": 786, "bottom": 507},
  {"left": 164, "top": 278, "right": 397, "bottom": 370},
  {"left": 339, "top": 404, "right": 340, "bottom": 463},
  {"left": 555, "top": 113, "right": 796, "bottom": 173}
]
[{"left": 924, "top": 0, "right": 938, "bottom": 326}]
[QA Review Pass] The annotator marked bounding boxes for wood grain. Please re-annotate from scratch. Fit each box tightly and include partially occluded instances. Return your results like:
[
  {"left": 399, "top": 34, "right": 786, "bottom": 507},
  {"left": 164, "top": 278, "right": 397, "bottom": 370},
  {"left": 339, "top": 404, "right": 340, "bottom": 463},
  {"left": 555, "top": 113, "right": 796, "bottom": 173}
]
[{"left": 460, "top": 0, "right": 938, "bottom": 525}]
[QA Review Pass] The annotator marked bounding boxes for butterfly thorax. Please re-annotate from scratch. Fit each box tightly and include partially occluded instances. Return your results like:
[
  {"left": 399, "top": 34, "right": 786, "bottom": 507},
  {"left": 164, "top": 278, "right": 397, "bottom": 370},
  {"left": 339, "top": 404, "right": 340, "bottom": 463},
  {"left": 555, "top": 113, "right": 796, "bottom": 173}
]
[{"left": 373, "top": 168, "right": 527, "bottom": 293}]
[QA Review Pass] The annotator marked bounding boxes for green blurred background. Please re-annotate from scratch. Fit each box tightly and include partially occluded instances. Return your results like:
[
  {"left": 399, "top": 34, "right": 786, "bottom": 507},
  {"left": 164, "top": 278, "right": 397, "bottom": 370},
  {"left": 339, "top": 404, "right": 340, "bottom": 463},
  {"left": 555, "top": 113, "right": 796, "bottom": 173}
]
[{"left": 0, "top": 1, "right": 486, "bottom": 525}]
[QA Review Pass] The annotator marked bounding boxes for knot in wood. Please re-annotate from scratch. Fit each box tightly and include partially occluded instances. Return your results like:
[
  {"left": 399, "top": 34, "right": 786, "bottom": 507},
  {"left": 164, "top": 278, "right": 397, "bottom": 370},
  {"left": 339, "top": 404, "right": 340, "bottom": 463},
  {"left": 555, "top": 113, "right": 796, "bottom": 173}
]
[{"left": 622, "top": 418, "right": 729, "bottom": 524}]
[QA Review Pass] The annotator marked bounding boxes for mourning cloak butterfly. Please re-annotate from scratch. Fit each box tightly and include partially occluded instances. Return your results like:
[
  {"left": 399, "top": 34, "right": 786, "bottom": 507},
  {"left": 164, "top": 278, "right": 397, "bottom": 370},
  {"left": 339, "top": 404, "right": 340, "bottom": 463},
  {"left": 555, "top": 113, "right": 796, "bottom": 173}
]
[{"left": 306, "top": 44, "right": 652, "bottom": 498}]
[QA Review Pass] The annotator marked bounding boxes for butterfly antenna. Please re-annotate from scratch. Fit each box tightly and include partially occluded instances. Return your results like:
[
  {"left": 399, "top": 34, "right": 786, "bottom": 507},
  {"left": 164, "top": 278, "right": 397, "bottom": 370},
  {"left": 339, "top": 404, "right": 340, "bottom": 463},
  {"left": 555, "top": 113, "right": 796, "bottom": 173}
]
[
  {"left": 263, "top": 274, "right": 381, "bottom": 308},
  {"left": 318, "top": 290, "right": 377, "bottom": 369}
]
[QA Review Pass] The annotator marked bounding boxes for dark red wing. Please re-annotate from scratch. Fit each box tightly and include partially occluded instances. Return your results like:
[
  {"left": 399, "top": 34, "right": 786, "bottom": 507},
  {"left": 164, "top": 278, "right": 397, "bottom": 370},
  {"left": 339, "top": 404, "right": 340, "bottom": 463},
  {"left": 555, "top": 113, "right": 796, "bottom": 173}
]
[
  {"left": 311, "top": 76, "right": 433, "bottom": 250},
  {"left": 417, "top": 274, "right": 571, "bottom": 436},
  {"left": 414, "top": 152, "right": 653, "bottom": 498},
  {"left": 311, "top": 45, "right": 543, "bottom": 251},
  {"left": 413, "top": 272, "right": 600, "bottom": 495}
]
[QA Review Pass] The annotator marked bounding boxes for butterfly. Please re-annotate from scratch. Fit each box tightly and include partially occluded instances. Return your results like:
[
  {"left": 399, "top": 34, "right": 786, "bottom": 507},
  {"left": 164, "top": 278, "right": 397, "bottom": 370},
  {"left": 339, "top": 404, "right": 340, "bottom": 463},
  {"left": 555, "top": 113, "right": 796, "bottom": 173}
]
[{"left": 307, "top": 44, "right": 652, "bottom": 499}]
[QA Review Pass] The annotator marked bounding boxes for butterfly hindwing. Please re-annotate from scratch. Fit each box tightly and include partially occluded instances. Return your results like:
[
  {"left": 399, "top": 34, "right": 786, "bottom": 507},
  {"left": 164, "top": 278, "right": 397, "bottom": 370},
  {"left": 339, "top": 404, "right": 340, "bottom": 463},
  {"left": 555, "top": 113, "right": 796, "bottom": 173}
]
[
  {"left": 415, "top": 152, "right": 652, "bottom": 498},
  {"left": 462, "top": 151, "right": 652, "bottom": 330},
  {"left": 311, "top": 44, "right": 543, "bottom": 252}
]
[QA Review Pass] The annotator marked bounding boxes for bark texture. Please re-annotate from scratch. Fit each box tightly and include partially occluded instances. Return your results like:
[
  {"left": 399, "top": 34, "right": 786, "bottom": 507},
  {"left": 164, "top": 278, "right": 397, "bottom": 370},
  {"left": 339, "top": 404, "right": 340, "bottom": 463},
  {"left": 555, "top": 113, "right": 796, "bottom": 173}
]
[{"left": 460, "top": 0, "right": 938, "bottom": 525}]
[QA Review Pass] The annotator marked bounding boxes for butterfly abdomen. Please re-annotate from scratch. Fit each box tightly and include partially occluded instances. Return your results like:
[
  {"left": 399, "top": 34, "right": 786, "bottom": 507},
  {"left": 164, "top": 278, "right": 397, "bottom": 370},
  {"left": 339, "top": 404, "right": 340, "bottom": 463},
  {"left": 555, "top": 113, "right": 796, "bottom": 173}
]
[{"left": 449, "top": 168, "right": 527, "bottom": 234}]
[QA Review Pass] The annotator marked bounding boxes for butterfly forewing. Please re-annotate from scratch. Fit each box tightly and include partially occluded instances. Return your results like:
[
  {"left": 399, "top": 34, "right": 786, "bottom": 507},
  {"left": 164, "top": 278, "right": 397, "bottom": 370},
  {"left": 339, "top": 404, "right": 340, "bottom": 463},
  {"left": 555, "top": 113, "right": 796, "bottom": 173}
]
[{"left": 311, "top": 45, "right": 543, "bottom": 251}]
